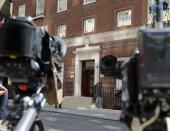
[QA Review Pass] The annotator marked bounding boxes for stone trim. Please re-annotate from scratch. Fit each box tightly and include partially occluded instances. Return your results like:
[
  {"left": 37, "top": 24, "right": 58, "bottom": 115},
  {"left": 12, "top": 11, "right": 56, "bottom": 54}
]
[
  {"left": 73, "top": 46, "right": 100, "bottom": 54},
  {"left": 74, "top": 46, "right": 100, "bottom": 96},
  {"left": 64, "top": 26, "right": 146, "bottom": 47},
  {"left": 32, "top": 15, "right": 45, "bottom": 20}
]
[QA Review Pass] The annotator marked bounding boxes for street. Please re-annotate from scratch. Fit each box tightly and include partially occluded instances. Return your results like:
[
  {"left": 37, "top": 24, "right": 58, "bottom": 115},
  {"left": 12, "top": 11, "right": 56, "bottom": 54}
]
[{"left": 39, "top": 111, "right": 129, "bottom": 131}]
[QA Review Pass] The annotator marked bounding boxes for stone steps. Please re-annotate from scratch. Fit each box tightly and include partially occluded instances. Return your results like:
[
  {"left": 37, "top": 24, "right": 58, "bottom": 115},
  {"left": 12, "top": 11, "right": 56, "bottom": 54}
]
[{"left": 62, "top": 96, "right": 94, "bottom": 109}]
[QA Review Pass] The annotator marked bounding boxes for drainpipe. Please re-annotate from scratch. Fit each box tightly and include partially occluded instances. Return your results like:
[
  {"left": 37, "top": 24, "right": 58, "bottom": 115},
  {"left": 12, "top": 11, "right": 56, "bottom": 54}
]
[{"left": 155, "top": 0, "right": 163, "bottom": 28}]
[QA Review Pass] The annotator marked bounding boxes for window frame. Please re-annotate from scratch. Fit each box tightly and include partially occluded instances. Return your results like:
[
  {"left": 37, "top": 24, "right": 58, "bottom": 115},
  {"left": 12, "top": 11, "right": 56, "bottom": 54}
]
[
  {"left": 57, "top": 0, "right": 68, "bottom": 13},
  {"left": 36, "top": 0, "right": 45, "bottom": 16},
  {"left": 57, "top": 24, "right": 66, "bottom": 38},
  {"left": 117, "top": 9, "right": 132, "bottom": 27},
  {"left": 18, "top": 4, "right": 26, "bottom": 17},
  {"left": 84, "top": 18, "right": 95, "bottom": 34},
  {"left": 83, "top": 0, "right": 96, "bottom": 5}
]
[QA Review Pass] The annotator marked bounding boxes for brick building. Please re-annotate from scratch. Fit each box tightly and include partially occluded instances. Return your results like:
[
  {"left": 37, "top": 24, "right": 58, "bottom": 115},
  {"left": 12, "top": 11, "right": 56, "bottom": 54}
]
[{"left": 12, "top": 0, "right": 149, "bottom": 97}]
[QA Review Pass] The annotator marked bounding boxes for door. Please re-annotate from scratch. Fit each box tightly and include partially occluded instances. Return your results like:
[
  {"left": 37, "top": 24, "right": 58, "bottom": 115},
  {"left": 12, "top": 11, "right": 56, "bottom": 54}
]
[
  {"left": 81, "top": 60, "right": 95, "bottom": 97},
  {"left": 81, "top": 69, "right": 94, "bottom": 96}
]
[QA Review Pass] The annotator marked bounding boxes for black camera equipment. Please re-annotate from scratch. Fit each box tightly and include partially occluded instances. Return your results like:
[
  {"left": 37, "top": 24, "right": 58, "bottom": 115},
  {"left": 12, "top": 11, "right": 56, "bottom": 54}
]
[
  {"left": 100, "top": 28, "right": 170, "bottom": 131},
  {"left": 100, "top": 0, "right": 170, "bottom": 130},
  {"left": 0, "top": 16, "right": 67, "bottom": 131}
]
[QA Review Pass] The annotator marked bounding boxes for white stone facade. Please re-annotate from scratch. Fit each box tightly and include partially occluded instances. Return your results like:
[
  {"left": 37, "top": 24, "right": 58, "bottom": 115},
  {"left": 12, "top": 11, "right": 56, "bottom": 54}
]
[{"left": 74, "top": 46, "right": 100, "bottom": 96}]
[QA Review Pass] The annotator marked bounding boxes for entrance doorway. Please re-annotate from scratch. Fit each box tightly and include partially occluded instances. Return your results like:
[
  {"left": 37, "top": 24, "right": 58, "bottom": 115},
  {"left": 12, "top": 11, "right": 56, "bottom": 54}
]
[{"left": 81, "top": 60, "right": 94, "bottom": 97}]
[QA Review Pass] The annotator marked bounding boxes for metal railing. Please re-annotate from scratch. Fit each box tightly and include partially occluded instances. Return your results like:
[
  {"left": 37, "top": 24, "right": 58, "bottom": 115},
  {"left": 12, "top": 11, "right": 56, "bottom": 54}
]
[{"left": 93, "top": 82, "right": 121, "bottom": 110}]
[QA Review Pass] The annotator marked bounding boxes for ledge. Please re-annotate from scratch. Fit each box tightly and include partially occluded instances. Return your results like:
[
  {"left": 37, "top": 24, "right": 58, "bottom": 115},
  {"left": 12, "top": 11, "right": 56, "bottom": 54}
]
[
  {"left": 32, "top": 15, "right": 45, "bottom": 20},
  {"left": 73, "top": 46, "right": 100, "bottom": 55},
  {"left": 63, "top": 26, "right": 146, "bottom": 47}
]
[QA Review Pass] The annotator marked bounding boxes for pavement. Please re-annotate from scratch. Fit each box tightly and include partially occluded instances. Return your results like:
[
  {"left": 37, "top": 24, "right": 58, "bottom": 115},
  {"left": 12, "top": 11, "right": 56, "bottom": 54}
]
[
  {"left": 41, "top": 104, "right": 121, "bottom": 121},
  {"left": 41, "top": 106, "right": 143, "bottom": 131},
  {"left": 0, "top": 107, "right": 121, "bottom": 131},
  {"left": 0, "top": 101, "right": 121, "bottom": 131}
]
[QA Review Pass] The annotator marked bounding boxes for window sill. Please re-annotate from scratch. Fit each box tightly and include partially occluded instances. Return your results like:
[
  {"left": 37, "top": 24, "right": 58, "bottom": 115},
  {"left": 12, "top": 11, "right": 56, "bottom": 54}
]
[
  {"left": 117, "top": 23, "right": 131, "bottom": 27},
  {"left": 84, "top": 31, "right": 95, "bottom": 34},
  {"left": 32, "top": 15, "right": 45, "bottom": 20},
  {"left": 56, "top": 9, "right": 67, "bottom": 13},
  {"left": 83, "top": 1, "right": 96, "bottom": 5},
  {"left": 115, "top": 24, "right": 132, "bottom": 31}
]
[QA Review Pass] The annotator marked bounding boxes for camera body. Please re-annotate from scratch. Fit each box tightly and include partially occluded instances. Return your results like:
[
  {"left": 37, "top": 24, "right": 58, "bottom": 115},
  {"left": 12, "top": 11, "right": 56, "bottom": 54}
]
[
  {"left": 138, "top": 29, "right": 170, "bottom": 89},
  {"left": 0, "top": 16, "right": 66, "bottom": 94},
  {"left": 0, "top": 16, "right": 67, "bottom": 130},
  {"left": 100, "top": 28, "right": 170, "bottom": 129},
  {"left": 100, "top": 28, "right": 170, "bottom": 99}
]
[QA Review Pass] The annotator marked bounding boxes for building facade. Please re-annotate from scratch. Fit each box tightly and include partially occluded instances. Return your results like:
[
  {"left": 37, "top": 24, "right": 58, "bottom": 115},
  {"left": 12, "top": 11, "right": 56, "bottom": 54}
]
[{"left": 12, "top": 0, "right": 149, "bottom": 97}]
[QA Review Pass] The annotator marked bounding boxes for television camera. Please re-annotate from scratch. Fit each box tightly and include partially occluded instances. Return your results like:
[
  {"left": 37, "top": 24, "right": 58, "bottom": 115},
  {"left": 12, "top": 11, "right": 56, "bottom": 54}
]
[
  {"left": 100, "top": 28, "right": 170, "bottom": 131},
  {"left": 0, "top": 16, "right": 66, "bottom": 131}
]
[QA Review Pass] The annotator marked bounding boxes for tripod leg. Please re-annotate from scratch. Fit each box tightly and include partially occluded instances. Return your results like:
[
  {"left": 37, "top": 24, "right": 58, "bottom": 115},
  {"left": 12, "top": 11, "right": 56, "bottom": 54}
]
[{"left": 30, "top": 119, "right": 44, "bottom": 131}]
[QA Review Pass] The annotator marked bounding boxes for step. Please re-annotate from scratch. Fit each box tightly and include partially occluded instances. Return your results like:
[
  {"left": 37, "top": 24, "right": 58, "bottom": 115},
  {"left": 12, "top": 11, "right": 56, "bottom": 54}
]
[
  {"left": 63, "top": 104, "right": 92, "bottom": 109},
  {"left": 63, "top": 96, "right": 92, "bottom": 103},
  {"left": 62, "top": 96, "right": 94, "bottom": 109},
  {"left": 63, "top": 96, "right": 92, "bottom": 100},
  {"left": 62, "top": 99, "right": 92, "bottom": 105}
]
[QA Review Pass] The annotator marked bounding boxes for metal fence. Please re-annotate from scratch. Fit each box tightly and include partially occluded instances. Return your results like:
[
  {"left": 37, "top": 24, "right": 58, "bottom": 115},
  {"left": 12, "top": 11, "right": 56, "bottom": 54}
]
[{"left": 93, "top": 82, "right": 121, "bottom": 110}]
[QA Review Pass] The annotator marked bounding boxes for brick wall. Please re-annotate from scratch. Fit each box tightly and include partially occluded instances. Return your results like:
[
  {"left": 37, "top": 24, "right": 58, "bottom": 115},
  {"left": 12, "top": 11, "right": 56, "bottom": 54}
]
[
  {"left": 99, "top": 38, "right": 137, "bottom": 85},
  {"left": 62, "top": 38, "right": 137, "bottom": 96},
  {"left": 12, "top": 0, "right": 145, "bottom": 96},
  {"left": 12, "top": 0, "right": 147, "bottom": 37},
  {"left": 62, "top": 45, "right": 83, "bottom": 96}
]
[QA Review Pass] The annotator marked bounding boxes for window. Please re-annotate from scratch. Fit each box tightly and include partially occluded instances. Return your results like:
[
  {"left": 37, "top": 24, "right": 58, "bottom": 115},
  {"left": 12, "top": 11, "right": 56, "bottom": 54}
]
[
  {"left": 117, "top": 10, "right": 131, "bottom": 27},
  {"left": 57, "top": 25, "right": 66, "bottom": 37},
  {"left": 36, "top": 0, "right": 45, "bottom": 16},
  {"left": 83, "top": 0, "right": 96, "bottom": 5},
  {"left": 160, "top": 1, "right": 170, "bottom": 24},
  {"left": 41, "top": 25, "right": 48, "bottom": 32},
  {"left": 84, "top": 18, "right": 95, "bottom": 33},
  {"left": 57, "top": 0, "right": 67, "bottom": 13},
  {"left": 18, "top": 5, "right": 25, "bottom": 17},
  {"left": 147, "top": 0, "right": 170, "bottom": 27}
]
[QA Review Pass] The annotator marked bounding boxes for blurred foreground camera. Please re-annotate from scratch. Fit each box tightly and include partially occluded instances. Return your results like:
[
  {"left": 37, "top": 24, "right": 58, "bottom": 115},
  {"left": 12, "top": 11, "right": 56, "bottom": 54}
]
[
  {"left": 0, "top": 16, "right": 66, "bottom": 90},
  {"left": 138, "top": 29, "right": 170, "bottom": 89},
  {"left": 100, "top": 28, "right": 170, "bottom": 131},
  {"left": 100, "top": 55, "right": 123, "bottom": 79},
  {"left": 0, "top": 16, "right": 67, "bottom": 131}
]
